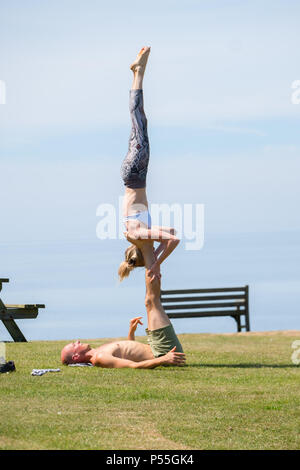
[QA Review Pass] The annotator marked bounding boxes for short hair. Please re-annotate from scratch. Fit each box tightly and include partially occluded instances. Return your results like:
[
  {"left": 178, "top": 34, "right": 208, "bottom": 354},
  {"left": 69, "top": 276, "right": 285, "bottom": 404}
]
[{"left": 61, "top": 344, "right": 75, "bottom": 365}]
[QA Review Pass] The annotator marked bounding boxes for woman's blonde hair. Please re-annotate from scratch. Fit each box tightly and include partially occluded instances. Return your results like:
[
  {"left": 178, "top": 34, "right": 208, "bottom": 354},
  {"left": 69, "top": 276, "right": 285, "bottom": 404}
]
[{"left": 118, "top": 244, "right": 145, "bottom": 281}]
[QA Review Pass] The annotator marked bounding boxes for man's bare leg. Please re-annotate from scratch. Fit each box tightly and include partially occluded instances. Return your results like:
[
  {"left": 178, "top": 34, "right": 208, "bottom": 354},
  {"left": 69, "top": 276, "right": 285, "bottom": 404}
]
[
  {"left": 144, "top": 269, "right": 171, "bottom": 331},
  {"left": 144, "top": 267, "right": 184, "bottom": 357}
]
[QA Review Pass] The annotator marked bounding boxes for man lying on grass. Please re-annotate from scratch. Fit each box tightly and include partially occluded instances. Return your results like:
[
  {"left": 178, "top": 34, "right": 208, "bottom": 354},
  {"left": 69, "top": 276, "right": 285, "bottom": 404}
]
[{"left": 61, "top": 270, "right": 185, "bottom": 369}]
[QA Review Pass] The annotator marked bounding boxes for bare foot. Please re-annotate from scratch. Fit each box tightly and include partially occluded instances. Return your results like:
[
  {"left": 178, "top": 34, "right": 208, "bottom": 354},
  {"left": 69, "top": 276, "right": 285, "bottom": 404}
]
[{"left": 130, "top": 46, "right": 151, "bottom": 73}]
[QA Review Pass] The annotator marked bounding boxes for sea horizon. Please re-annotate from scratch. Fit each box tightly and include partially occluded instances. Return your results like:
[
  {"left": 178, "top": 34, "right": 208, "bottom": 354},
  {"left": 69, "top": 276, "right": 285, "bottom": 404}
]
[{"left": 1, "top": 229, "right": 299, "bottom": 342}]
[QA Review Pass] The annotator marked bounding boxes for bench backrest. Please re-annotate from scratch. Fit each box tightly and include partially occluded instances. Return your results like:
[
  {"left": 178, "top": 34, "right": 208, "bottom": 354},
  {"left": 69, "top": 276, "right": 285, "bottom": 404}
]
[{"left": 161, "top": 286, "right": 249, "bottom": 318}]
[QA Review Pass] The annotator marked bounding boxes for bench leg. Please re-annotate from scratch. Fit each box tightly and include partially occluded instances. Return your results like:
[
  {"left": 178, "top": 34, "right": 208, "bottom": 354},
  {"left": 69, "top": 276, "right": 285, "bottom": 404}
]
[
  {"left": 245, "top": 285, "right": 250, "bottom": 331},
  {"left": 245, "top": 312, "right": 250, "bottom": 331},
  {"left": 1, "top": 319, "right": 27, "bottom": 342},
  {"left": 236, "top": 315, "right": 242, "bottom": 332}
]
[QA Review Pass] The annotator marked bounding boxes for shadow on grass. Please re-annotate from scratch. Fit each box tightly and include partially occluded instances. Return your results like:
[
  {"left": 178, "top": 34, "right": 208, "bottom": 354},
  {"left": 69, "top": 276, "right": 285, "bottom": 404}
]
[{"left": 186, "top": 363, "right": 299, "bottom": 369}]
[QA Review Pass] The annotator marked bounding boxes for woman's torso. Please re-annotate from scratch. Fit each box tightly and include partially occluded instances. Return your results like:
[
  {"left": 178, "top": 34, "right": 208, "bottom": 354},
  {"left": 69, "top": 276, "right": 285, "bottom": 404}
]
[
  {"left": 123, "top": 187, "right": 148, "bottom": 215},
  {"left": 123, "top": 187, "right": 151, "bottom": 231}
]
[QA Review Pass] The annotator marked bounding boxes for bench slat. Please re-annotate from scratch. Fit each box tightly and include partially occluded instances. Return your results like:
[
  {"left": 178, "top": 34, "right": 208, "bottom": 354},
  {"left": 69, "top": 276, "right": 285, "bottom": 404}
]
[
  {"left": 5, "top": 304, "right": 45, "bottom": 309},
  {"left": 161, "top": 287, "right": 246, "bottom": 295},
  {"left": 1, "top": 310, "right": 38, "bottom": 320},
  {"left": 1, "top": 304, "right": 45, "bottom": 320},
  {"left": 164, "top": 301, "right": 245, "bottom": 310},
  {"left": 161, "top": 294, "right": 246, "bottom": 302},
  {"left": 167, "top": 310, "right": 241, "bottom": 318}
]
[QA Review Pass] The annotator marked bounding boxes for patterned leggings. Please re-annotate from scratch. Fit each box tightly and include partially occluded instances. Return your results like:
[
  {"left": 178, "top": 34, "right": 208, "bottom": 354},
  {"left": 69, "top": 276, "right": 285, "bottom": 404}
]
[{"left": 121, "top": 89, "right": 150, "bottom": 189}]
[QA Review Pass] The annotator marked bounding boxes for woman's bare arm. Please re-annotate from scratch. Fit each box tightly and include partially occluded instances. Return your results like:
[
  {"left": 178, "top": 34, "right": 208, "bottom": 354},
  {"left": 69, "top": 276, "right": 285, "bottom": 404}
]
[
  {"left": 146, "top": 239, "right": 180, "bottom": 281},
  {"left": 124, "top": 228, "right": 180, "bottom": 281},
  {"left": 151, "top": 226, "right": 177, "bottom": 235},
  {"left": 125, "top": 227, "right": 178, "bottom": 244},
  {"left": 154, "top": 238, "right": 180, "bottom": 267},
  {"left": 152, "top": 227, "right": 177, "bottom": 259}
]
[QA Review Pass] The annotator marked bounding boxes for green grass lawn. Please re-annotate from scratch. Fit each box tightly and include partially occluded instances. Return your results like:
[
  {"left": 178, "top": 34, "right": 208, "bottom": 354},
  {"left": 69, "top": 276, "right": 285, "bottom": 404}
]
[{"left": 0, "top": 332, "right": 299, "bottom": 450}]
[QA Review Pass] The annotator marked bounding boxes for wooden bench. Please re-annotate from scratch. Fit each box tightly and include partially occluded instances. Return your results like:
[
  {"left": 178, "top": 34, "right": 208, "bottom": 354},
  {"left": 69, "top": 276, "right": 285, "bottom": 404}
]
[
  {"left": 161, "top": 285, "right": 250, "bottom": 332},
  {"left": 0, "top": 278, "right": 45, "bottom": 342}
]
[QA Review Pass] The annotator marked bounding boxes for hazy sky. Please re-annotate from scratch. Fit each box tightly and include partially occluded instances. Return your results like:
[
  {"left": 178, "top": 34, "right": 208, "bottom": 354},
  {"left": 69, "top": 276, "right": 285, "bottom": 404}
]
[{"left": 0, "top": 0, "right": 300, "bottom": 242}]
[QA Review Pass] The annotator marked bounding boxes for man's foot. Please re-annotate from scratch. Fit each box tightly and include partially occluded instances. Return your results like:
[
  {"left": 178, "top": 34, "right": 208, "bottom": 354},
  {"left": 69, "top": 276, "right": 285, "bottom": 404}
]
[{"left": 130, "top": 46, "right": 151, "bottom": 73}]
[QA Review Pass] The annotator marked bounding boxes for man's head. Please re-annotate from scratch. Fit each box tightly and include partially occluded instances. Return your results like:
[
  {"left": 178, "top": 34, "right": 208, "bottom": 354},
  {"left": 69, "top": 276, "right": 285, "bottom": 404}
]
[{"left": 61, "top": 340, "right": 91, "bottom": 365}]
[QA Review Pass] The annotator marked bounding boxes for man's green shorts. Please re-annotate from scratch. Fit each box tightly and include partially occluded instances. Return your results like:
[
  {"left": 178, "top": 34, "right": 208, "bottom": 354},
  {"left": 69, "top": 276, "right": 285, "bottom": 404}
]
[{"left": 146, "top": 324, "right": 183, "bottom": 358}]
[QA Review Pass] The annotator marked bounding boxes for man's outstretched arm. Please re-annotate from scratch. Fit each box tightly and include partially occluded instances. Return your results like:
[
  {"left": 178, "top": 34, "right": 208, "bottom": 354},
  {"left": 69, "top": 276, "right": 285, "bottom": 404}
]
[{"left": 91, "top": 348, "right": 185, "bottom": 369}]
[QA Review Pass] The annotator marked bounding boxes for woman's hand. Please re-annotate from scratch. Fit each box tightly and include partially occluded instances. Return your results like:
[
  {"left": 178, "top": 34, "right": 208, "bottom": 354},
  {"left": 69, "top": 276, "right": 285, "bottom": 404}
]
[
  {"left": 123, "top": 231, "right": 138, "bottom": 243},
  {"left": 147, "top": 262, "right": 161, "bottom": 282}
]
